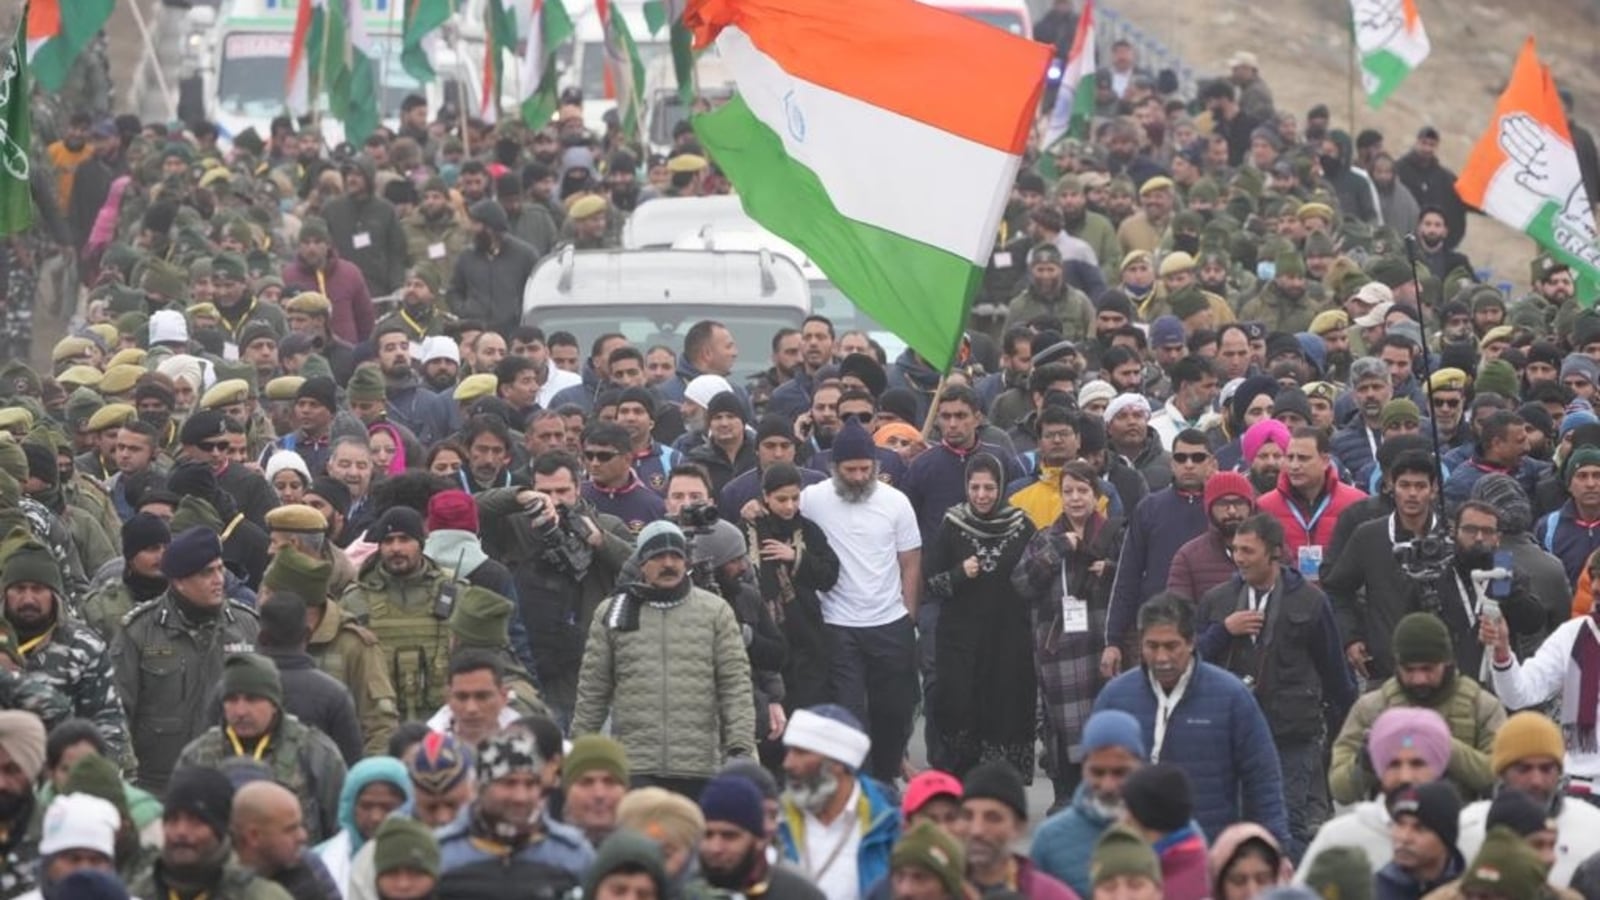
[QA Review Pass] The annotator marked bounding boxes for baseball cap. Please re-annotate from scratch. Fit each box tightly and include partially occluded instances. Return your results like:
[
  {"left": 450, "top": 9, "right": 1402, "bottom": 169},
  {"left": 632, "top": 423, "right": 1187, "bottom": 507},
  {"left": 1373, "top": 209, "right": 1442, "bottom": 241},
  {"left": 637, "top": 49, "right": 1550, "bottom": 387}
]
[{"left": 902, "top": 770, "right": 963, "bottom": 819}]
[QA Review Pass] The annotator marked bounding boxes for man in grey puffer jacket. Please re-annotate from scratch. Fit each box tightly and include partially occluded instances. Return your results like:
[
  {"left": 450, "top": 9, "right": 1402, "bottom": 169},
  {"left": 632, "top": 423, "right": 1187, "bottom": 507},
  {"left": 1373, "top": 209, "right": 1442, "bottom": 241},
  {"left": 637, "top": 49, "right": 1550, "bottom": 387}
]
[{"left": 572, "top": 519, "right": 756, "bottom": 797}]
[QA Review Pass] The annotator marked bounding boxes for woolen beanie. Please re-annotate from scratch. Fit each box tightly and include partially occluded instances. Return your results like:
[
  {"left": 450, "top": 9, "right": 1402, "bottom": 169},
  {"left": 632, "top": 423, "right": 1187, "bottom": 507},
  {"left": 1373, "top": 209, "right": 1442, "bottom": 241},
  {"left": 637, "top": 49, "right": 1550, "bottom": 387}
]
[
  {"left": 585, "top": 830, "right": 668, "bottom": 900},
  {"left": 164, "top": 766, "right": 235, "bottom": 838},
  {"left": 307, "top": 477, "right": 351, "bottom": 517},
  {"left": 1301, "top": 846, "right": 1372, "bottom": 900},
  {"left": 121, "top": 512, "right": 170, "bottom": 560},
  {"left": 372, "top": 507, "right": 425, "bottom": 543},
  {"left": 1386, "top": 781, "right": 1460, "bottom": 848},
  {"left": 426, "top": 489, "right": 480, "bottom": 534},
  {"left": 720, "top": 758, "right": 780, "bottom": 801},
  {"left": 1462, "top": 826, "right": 1548, "bottom": 898},
  {"left": 1121, "top": 764, "right": 1192, "bottom": 832},
  {"left": 1486, "top": 789, "right": 1552, "bottom": 837},
  {"left": 879, "top": 388, "right": 920, "bottom": 426},
  {"left": 295, "top": 375, "right": 338, "bottom": 412},
  {"left": 563, "top": 735, "right": 630, "bottom": 785},
  {"left": 1473, "top": 360, "right": 1519, "bottom": 398},
  {"left": 1204, "top": 471, "right": 1255, "bottom": 511},
  {"left": 1082, "top": 710, "right": 1147, "bottom": 760},
  {"left": 830, "top": 418, "right": 875, "bottom": 463},
  {"left": 961, "top": 760, "right": 1028, "bottom": 821},
  {"left": 1470, "top": 473, "right": 1532, "bottom": 534},
  {"left": 1367, "top": 707, "right": 1452, "bottom": 777},
  {"left": 448, "top": 587, "right": 513, "bottom": 648},
  {"left": 633, "top": 520, "right": 688, "bottom": 564},
  {"left": 20, "top": 442, "right": 56, "bottom": 486},
  {"left": 616, "top": 787, "right": 705, "bottom": 852},
  {"left": 891, "top": 821, "right": 967, "bottom": 899},
  {"left": 755, "top": 415, "right": 793, "bottom": 446},
  {"left": 160, "top": 526, "right": 223, "bottom": 580},
  {"left": 347, "top": 365, "right": 386, "bottom": 404},
  {"left": 0, "top": 532, "right": 64, "bottom": 598},
  {"left": 261, "top": 545, "right": 332, "bottom": 606},
  {"left": 373, "top": 816, "right": 441, "bottom": 877},
  {"left": 64, "top": 753, "right": 135, "bottom": 830},
  {"left": 1391, "top": 612, "right": 1452, "bottom": 665},
  {"left": 706, "top": 391, "right": 746, "bottom": 424},
  {"left": 1491, "top": 712, "right": 1566, "bottom": 776},
  {"left": 0, "top": 711, "right": 45, "bottom": 780},
  {"left": 1090, "top": 824, "right": 1161, "bottom": 888},
  {"left": 222, "top": 653, "right": 283, "bottom": 708},
  {"left": 698, "top": 774, "right": 765, "bottom": 836}
]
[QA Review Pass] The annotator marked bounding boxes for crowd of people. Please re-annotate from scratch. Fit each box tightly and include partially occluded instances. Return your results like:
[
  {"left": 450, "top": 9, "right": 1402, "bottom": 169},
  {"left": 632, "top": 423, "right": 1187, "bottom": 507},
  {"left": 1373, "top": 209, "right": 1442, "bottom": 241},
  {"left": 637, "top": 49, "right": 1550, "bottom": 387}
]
[{"left": 6, "top": 5, "right": 1600, "bottom": 900}]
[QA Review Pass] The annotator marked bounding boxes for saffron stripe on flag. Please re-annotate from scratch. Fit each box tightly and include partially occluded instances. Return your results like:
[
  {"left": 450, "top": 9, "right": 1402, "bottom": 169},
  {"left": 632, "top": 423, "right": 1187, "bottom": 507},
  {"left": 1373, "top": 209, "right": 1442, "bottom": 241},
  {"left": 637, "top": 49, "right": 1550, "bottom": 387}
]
[
  {"left": 717, "top": 26, "right": 1021, "bottom": 267},
  {"left": 695, "top": 92, "right": 985, "bottom": 371},
  {"left": 686, "top": 0, "right": 1048, "bottom": 153}
]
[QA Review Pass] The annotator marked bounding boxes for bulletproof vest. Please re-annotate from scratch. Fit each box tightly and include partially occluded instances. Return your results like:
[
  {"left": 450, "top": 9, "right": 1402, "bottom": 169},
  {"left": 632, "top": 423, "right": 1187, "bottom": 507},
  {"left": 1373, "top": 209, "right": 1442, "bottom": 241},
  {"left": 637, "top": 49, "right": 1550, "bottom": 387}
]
[{"left": 363, "top": 574, "right": 453, "bottom": 721}]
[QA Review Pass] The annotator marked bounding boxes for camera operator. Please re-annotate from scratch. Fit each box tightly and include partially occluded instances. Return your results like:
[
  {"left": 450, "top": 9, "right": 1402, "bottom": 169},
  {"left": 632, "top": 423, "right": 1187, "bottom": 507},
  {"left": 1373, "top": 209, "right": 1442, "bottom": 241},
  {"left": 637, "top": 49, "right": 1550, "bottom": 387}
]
[
  {"left": 1433, "top": 501, "right": 1543, "bottom": 680},
  {"left": 474, "top": 450, "right": 634, "bottom": 727},
  {"left": 660, "top": 463, "right": 790, "bottom": 748}
]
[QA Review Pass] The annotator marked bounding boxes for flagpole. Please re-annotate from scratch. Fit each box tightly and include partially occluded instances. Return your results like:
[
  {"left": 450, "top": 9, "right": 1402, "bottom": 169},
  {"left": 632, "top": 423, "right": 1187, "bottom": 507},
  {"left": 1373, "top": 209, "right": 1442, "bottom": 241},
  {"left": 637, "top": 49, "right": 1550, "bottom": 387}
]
[
  {"left": 312, "top": 0, "right": 334, "bottom": 136},
  {"left": 920, "top": 373, "right": 949, "bottom": 440},
  {"left": 382, "top": 0, "right": 400, "bottom": 112},
  {"left": 126, "top": 0, "right": 177, "bottom": 120},
  {"left": 1347, "top": 33, "right": 1357, "bottom": 132},
  {"left": 451, "top": 0, "right": 472, "bottom": 156}
]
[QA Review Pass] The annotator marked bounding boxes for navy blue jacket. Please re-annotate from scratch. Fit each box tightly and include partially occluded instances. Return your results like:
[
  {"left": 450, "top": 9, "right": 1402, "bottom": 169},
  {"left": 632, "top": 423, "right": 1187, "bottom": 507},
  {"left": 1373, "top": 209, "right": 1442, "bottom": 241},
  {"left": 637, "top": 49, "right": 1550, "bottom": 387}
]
[
  {"left": 1104, "top": 487, "right": 1207, "bottom": 645},
  {"left": 718, "top": 465, "right": 827, "bottom": 522},
  {"left": 1535, "top": 498, "right": 1600, "bottom": 585},
  {"left": 900, "top": 441, "right": 1026, "bottom": 542},
  {"left": 1093, "top": 660, "right": 1290, "bottom": 847}
]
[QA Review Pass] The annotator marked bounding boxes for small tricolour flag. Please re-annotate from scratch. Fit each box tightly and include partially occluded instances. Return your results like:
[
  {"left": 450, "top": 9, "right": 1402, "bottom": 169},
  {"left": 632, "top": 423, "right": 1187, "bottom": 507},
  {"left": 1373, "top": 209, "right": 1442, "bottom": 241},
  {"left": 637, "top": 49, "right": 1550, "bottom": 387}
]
[
  {"left": 1042, "top": 0, "right": 1095, "bottom": 149},
  {"left": 1457, "top": 37, "right": 1600, "bottom": 306},
  {"left": 0, "top": 5, "right": 35, "bottom": 238},
  {"left": 1350, "top": 0, "right": 1429, "bottom": 109},
  {"left": 402, "top": 0, "right": 452, "bottom": 83},
  {"left": 286, "top": 0, "right": 326, "bottom": 112},
  {"left": 327, "top": 0, "right": 381, "bottom": 143},
  {"left": 519, "top": 0, "right": 575, "bottom": 127},
  {"left": 25, "top": 0, "right": 112, "bottom": 92},
  {"left": 687, "top": 0, "right": 1051, "bottom": 370},
  {"left": 599, "top": 0, "right": 647, "bottom": 143},
  {"left": 482, "top": 0, "right": 518, "bottom": 122}
]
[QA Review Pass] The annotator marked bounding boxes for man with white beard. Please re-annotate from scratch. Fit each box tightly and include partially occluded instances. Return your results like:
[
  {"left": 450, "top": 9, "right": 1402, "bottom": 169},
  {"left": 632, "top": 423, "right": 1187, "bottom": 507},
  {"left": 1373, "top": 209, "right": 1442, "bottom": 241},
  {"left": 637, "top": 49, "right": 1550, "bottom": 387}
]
[{"left": 799, "top": 419, "right": 922, "bottom": 786}]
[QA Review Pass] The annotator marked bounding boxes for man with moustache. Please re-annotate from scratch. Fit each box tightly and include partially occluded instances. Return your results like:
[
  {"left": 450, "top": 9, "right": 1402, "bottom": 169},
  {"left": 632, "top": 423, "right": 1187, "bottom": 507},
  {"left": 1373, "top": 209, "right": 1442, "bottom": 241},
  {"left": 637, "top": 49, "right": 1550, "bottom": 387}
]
[
  {"left": 128, "top": 766, "right": 291, "bottom": 900},
  {"left": 959, "top": 762, "right": 1076, "bottom": 900},
  {"left": 1166, "top": 471, "right": 1255, "bottom": 603},
  {"left": 0, "top": 711, "right": 46, "bottom": 896},
  {"left": 699, "top": 774, "right": 824, "bottom": 900}
]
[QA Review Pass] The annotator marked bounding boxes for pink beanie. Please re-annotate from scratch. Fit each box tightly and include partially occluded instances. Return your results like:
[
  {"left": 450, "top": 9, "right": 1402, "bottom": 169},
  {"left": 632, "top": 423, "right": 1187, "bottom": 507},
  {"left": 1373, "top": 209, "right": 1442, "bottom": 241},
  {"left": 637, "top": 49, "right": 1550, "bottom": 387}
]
[
  {"left": 1367, "top": 707, "right": 1452, "bottom": 777},
  {"left": 1241, "top": 419, "right": 1292, "bottom": 464}
]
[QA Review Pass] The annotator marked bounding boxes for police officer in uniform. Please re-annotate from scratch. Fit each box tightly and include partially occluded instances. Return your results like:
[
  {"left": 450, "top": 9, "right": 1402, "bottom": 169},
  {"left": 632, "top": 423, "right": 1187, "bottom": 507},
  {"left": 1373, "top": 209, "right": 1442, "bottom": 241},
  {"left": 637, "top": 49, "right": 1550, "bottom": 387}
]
[{"left": 112, "top": 527, "right": 260, "bottom": 793}]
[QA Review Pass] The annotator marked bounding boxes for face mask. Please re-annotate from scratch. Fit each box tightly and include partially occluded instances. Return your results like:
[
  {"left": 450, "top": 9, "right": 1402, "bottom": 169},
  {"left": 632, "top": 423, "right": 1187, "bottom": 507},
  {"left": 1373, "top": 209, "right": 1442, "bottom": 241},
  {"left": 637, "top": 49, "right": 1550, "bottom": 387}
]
[
  {"left": 784, "top": 769, "right": 840, "bottom": 815},
  {"left": 138, "top": 409, "right": 170, "bottom": 432},
  {"left": 1320, "top": 154, "right": 1342, "bottom": 174},
  {"left": 1173, "top": 233, "right": 1200, "bottom": 255},
  {"left": 474, "top": 231, "right": 494, "bottom": 254}
]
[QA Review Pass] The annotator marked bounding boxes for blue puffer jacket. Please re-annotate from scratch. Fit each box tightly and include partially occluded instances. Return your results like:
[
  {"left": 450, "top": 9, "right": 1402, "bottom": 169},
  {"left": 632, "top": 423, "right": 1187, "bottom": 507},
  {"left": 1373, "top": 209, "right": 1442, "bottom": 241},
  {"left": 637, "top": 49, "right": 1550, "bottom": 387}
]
[
  {"left": 1031, "top": 783, "right": 1118, "bottom": 898},
  {"left": 777, "top": 775, "right": 899, "bottom": 897},
  {"left": 1092, "top": 660, "right": 1289, "bottom": 847}
]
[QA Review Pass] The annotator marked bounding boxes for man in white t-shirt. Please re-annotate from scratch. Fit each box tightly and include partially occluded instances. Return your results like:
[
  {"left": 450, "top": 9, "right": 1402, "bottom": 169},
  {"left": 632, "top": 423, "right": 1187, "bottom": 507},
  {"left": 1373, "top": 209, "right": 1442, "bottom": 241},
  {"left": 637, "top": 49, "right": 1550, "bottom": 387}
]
[{"left": 800, "top": 419, "right": 922, "bottom": 783}]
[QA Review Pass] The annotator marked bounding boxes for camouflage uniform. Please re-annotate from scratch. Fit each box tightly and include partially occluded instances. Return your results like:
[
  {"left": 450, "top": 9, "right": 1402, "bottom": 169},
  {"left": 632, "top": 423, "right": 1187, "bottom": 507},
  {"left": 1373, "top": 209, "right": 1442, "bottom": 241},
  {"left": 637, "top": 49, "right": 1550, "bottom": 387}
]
[
  {"left": 111, "top": 592, "right": 260, "bottom": 793},
  {"left": 0, "top": 798, "right": 38, "bottom": 899},
  {"left": 127, "top": 859, "right": 293, "bottom": 900},
  {"left": 306, "top": 599, "right": 399, "bottom": 757},
  {"left": 175, "top": 713, "right": 346, "bottom": 843},
  {"left": 19, "top": 618, "right": 128, "bottom": 763},
  {"left": 15, "top": 499, "right": 88, "bottom": 602}
]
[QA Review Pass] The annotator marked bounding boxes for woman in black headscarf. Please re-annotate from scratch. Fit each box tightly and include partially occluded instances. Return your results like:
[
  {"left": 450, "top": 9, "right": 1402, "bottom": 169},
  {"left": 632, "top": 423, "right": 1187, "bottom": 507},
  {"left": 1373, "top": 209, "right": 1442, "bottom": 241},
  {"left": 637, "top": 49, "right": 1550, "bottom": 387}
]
[{"left": 927, "top": 453, "right": 1037, "bottom": 779}]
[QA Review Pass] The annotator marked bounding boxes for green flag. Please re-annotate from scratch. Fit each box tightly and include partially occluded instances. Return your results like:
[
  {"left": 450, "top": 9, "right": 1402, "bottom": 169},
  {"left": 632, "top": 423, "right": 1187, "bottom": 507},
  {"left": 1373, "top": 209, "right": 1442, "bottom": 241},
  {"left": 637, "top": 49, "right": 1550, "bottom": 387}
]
[
  {"left": 520, "top": 0, "right": 575, "bottom": 128},
  {"left": 0, "top": 10, "right": 34, "bottom": 238},
  {"left": 326, "top": 0, "right": 380, "bottom": 144},
  {"left": 401, "top": 0, "right": 452, "bottom": 83},
  {"left": 643, "top": 0, "right": 694, "bottom": 106},
  {"left": 599, "top": 0, "right": 646, "bottom": 144},
  {"left": 481, "top": 0, "right": 518, "bottom": 122}
]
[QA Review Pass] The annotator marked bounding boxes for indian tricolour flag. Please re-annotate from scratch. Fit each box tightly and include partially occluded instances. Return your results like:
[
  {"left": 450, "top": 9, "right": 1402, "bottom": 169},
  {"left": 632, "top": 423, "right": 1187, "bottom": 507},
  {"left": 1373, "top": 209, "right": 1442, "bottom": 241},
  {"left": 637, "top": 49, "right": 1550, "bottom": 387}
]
[
  {"left": 26, "top": 0, "right": 114, "bottom": 92},
  {"left": 1457, "top": 37, "right": 1600, "bottom": 305},
  {"left": 687, "top": 0, "right": 1050, "bottom": 370},
  {"left": 1350, "top": 0, "right": 1429, "bottom": 109},
  {"left": 519, "top": 0, "right": 575, "bottom": 127},
  {"left": 1043, "top": 0, "right": 1095, "bottom": 149}
]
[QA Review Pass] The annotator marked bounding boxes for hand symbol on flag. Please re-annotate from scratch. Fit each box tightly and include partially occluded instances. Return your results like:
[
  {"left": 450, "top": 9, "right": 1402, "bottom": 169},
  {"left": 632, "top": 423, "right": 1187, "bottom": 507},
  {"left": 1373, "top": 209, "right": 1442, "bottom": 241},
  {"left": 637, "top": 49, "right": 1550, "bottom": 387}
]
[
  {"left": 1353, "top": 0, "right": 1404, "bottom": 47},
  {"left": 1500, "top": 112, "right": 1554, "bottom": 195}
]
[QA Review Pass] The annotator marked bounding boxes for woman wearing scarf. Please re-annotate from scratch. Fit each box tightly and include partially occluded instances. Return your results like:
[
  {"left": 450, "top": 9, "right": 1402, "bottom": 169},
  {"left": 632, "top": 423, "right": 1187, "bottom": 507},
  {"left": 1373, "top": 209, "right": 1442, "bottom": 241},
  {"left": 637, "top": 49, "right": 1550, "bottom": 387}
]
[
  {"left": 316, "top": 756, "right": 413, "bottom": 897},
  {"left": 1013, "top": 460, "right": 1125, "bottom": 809},
  {"left": 926, "top": 453, "right": 1036, "bottom": 779},
  {"left": 366, "top": 422, "right": 409, "bottom": 477}
]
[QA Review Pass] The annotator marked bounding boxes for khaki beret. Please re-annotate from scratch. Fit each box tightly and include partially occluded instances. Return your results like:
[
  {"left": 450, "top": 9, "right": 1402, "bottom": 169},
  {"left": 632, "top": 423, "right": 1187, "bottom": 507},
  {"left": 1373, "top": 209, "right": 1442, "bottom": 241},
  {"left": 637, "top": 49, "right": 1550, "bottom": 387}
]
[
  {"left": 1158, "top": 252, "right": 1195, "bottom": 277},
  {"left": 453, "top": 373, "right": 498, "bottom": 402},
  {"left": 0, "top": 408, "right": 34, "bottom": 432},
  {"left": 1308, "top": 310, "right": 1350, "bottom": 336},
  {"left": 1297, "top": 202, "right": 1336, "bottom": 223},
  {"left": 1428, "top": 367, "right": 1469, "bottom": 393},
  {"left": 265, "top": 503, "right": 329, "bottom": 534},
  {"left": 56, "top": 365, "right": 104, "bottom": 390},
  {"left": 569, "top": 195, "right": 607, "bottom": 220},
  {"left": 264, "top": 376, "right": 306, "bottom": 402},
  {"left": 187, "top": 302, "right": 221, "bottom": 322},
  {"left": 665, "top": 154, "right": 708, "bottom": 174},
  {"left": 1120, "top": 249, "right": 1154, "bottom": 272},
  {"left": 106, "top": 348, "right": 147, "bottom": 369},
  {"left": 1138, "top": 176, "right": 1175, "bottom": 196},
  {"left": 51, "top": 336, "right": 94, "bottom": 365},
  {"left": 285, "top": 292, "right": 333, "bottom": 316},
  {"left": 98, "top": 364, "right": 147, "bottom": 397},
  {"left": 200, "top": 379, "right": 251, "bottom": 410},
  {"left": 86, "top": 324, "right": 118, "bottom": 349},
  {"left": 86, "top": 403, "right": 136, "bottom": 433},
  {"left": 1478, "top": 325, "right": 1514, "bottom": 349}
]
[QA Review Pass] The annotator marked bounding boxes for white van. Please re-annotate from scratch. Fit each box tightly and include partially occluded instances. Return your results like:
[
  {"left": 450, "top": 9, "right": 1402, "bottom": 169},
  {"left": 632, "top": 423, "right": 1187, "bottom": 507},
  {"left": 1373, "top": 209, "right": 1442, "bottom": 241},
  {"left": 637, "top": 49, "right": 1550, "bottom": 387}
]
[
  {"left": 917, "top": 0, "right": 1033, "bottom": 38},
  {"left": 522, "top": 248, "right": 811, "bottom": 382}
]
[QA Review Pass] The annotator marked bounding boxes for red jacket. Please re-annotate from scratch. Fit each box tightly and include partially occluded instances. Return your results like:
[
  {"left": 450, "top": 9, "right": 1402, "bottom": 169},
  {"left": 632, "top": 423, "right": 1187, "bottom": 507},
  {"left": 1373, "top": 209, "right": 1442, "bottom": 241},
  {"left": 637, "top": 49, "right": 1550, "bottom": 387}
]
[
  {"left": 282, "top": 253, "right": 375, "bottom": 344},
  {"left": 1168, "top": 527, "right": 1240, "bottom": 602},
  {"left": 1256, "top": 465, "right": 1367, "bottom": 565}
]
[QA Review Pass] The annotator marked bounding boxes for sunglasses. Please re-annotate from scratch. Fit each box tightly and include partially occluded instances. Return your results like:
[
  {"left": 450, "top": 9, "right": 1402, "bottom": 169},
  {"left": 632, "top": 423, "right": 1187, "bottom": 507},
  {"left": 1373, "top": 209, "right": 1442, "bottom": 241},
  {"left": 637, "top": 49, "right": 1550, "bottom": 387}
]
[
  {"left": 1431, "top": 397, "right": 1461, "bottom": 409},
  {"left": 1172, "top": 452, "right": 1210, "bottom": 464},
  {"left": 583, "top": 449, "right": 619, "bottom": 463},
  {"left": 199, "top": 440, "right": 230, "bottom": 452},
  {"left": 840, "top": 411, "right": 874, "bottom": 423}
]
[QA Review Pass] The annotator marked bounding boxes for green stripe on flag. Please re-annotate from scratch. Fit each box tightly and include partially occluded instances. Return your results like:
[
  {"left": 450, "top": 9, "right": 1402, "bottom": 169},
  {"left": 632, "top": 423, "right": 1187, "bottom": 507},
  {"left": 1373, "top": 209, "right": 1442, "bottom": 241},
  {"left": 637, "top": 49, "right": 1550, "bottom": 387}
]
[
  {"left": 1362, "top": 49, "right": 1412, "bottom": 110},
  {"left": 401, "top": 0, "right": 451, "bottom": 83},
  {"left": 1528, "top": 202, "right": 1600, "bottom": 308},
  {"left": 0, "top": 14, "right": 33, "bottom": 238},
  {"left": 694, "top": 94, "right": 980, "bottom": 371},
  {"left": 31, "top": 0, "right": 112, "bottom": 91},
  {"left": 523, "top": 0, "right": 575, "bottom": 127}
]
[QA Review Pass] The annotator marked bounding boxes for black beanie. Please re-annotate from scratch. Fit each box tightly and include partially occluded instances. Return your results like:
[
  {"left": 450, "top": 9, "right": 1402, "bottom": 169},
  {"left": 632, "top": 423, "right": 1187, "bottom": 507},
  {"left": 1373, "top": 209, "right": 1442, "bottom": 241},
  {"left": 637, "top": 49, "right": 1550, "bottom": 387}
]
[
  {"left": 839, "top": 353, "right": 888, "bottom": 396},
  {"left": 372, "top": 507, "right": 425, "bottom": 542},
  {"left": 20, "top": 442, "right": 55, "bottom": 487},
  {"left": 308, "top": 477, "right": 352, "bottom": 517},
  {"left": 295, "top": 376, "right": 338, "bottom": 412},
  {"left": 1121, "top": 764, "right": 1193, "bottom": 832},
  {"left": 962, "top": 760, "right": 1028, "bottom": 820},
  {"left": 878, "top": 388, "right": 919, "bottom": 426},
  {"left": 1097, "top": 289, "right": 1136, "bottom": 319},
  {"left": 165, "top": 766, "right": 235, "bottom": 838},
  {"left": 180, "top": 410, "right": 229, "bottom": 448},
  {"left": 617, "top": 387, "right": 656, "bottom": 417},
  {"left": 755, "top": 415, "right": 793, "bottom": 446},
  {"left": 707, "top": 391, "right": 746, "bottom": 424},
  {"left": 121, "top": 512, "right": 171, "bottom": 560},
  {"left": 1486, "top": 789, "right": 1551, "bottom": 837},
  {"left": 166, "top": 460, "right": 219, "bottom": 502},
  {"left": 1387, "top": 781, "right": 1460, "bottom": 848}
]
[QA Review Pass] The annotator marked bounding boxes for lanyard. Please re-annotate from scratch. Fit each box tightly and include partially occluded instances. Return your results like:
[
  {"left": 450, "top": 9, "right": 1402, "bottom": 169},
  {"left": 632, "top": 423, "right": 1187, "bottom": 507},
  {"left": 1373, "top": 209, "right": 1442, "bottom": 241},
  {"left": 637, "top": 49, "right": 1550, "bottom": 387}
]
[
  {"left": 1387, "top": 512, "right": 1434, "bottom": 545},
  {"left": 1364, "top": 426, "right": 1380, "bottom": 460},
  {"left": 399, "top": 307, "right": 428, "bottom": 339},
  {"left": 170, "top": 892, "right": 209, "bottom": 900},
  {"left": 225, "top": 726, "right": 271, "bottom": 761},
  {"left": 316, "top": 270, "right": 327, "bottom": 297},
  {"left": 17, "top": 626, "right": 52, "bottom": 657},
  {"left": 1287, "top": 492, "right": 1332, "bottom": 537}
]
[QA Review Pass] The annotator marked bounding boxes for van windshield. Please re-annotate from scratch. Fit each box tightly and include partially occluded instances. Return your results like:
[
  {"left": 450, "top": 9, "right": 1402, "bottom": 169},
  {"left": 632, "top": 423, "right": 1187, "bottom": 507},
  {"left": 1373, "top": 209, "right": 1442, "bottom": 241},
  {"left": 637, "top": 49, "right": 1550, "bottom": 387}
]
[
  {"left": 946, "top": 9, "right": 1027, "bottom": 36},
  {"left": 528, "top": 305, "right": 805, "bottom": 381},
  {"left": 218, "top": 31, "right": 420, "bottom": 120}
]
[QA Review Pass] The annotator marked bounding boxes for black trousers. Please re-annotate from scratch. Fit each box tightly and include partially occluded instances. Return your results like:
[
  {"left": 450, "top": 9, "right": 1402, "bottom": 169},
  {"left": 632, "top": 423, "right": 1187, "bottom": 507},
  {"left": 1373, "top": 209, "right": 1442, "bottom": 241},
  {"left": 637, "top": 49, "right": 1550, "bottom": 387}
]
[{"left": 826, "top": 616, "right": 919, "bottom": 784}]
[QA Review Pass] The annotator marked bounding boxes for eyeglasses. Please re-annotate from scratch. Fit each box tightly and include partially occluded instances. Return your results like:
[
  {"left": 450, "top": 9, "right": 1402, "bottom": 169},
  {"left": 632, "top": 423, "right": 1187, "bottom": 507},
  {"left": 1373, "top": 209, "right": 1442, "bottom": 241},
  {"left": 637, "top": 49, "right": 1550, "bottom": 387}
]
[
  {"left": 199, "top": 440, "right": 230, "bottom": 452},
  {"left": 583, "top": 449, "right": 619, "bottom": 463},
  {"left": 840, "top": 411, "right": 874, "bottom": 423},
  {"left": 1172, "top": 452, "right": 1210, "bottom": 464},
  {"left": 1431, "top": 397, "right": 1461, "bottom": 409}
]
